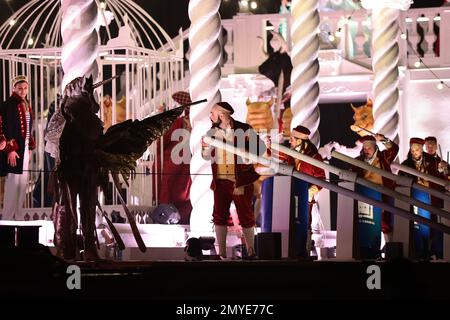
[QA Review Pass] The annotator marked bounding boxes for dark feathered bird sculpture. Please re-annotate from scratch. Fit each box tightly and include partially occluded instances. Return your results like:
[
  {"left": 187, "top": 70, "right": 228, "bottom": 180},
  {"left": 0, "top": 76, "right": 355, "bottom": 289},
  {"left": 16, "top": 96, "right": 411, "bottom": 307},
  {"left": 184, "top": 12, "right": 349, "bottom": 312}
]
[{"left": 51, "top": 75, "right": 205, "bottom": 260}]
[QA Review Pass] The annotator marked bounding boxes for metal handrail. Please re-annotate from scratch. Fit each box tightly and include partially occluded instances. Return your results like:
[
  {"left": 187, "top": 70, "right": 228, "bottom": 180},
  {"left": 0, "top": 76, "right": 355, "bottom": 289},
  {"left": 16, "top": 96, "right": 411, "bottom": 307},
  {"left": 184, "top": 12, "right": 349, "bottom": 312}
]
[
  {"left": 271, "top": 143, "right": 450, "bottom": 219},
  {"left": 203, "top": 137, "right": 450, "bottom": 234},
  {"left": 331, "top": 151, "right": 411, "bottom": 186},
  {"left": 332, "top": 151, "right": 450, "bottom": 202},
  {"left": 391, "top": 163, "right": 450, "bottom": 189}
]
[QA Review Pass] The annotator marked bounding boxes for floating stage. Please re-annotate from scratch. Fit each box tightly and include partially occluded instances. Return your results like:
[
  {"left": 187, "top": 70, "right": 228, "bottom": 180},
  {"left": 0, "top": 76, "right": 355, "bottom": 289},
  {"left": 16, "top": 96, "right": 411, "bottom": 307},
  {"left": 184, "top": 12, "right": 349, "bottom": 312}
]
[
  {"left": 1, "top": 245, "right": 449, "bottom": 301},
  {"left": 1, "top": 221, "right": 449, "bottom": 301}
]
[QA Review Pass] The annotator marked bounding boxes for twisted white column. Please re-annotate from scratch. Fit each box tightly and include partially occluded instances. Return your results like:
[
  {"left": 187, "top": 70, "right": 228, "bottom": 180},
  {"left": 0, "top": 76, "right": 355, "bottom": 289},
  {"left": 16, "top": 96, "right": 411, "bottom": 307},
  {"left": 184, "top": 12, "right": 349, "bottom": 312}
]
[
  {"left": 61, "top": 0, "right": 99, "bottom": 89},
  {"left": 362, "top": 0, "right": 412, "bottom": 144},
  {"left": 290, "top": 0, "right": 321, "bottom": 147},
  {"left": 188, "top": 0, "right": 222, "bottom": 233}
]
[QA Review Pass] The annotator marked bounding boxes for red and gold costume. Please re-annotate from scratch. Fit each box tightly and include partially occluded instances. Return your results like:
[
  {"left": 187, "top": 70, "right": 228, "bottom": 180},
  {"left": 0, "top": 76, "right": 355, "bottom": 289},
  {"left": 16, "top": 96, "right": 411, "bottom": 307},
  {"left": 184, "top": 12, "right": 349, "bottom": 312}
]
[
  {"left": 352, "top": 135, "right": 399, "bottom": 234},
  {"left": 0, "top": 76, "right": 36, "bottom": 220},
  {"left": 203, "top": 119, "right": 262, "bottom": 228}
]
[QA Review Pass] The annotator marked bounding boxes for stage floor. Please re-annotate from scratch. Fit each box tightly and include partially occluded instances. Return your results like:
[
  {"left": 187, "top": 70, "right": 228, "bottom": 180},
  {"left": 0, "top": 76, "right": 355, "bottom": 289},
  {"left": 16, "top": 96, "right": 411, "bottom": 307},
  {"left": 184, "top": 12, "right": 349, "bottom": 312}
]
[{"left": 1, "top": 246, "right": 449, "bottom": 301}]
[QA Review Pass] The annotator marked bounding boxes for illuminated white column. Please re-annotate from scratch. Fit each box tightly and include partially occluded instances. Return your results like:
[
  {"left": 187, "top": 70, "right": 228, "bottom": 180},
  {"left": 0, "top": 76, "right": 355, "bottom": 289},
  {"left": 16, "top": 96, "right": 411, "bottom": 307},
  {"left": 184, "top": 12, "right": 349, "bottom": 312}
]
[
  {"left": 61, "top": 0, "right": 99, "bottom": 89},
  {"left": 362, "top": 0, "right": 411, "bottom": 143},
  {"left": 188, "top": 0, "right": 222, "bottom": 233},
  {"left": 290, "top": 0, "right": 321, "bottom": 147}
]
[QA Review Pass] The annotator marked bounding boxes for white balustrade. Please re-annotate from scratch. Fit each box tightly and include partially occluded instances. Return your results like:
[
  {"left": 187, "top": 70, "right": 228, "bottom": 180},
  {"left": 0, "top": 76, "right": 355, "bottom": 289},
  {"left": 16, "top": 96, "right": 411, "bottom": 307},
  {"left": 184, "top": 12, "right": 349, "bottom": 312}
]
[{"left": 214, "top": 7, "right": 448, "bottom": 73}]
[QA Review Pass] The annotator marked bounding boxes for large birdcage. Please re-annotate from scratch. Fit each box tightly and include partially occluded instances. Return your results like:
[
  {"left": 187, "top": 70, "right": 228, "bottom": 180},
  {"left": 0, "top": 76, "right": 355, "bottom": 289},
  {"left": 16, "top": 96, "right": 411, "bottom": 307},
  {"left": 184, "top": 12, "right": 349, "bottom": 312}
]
[{"left": 0, "top": 0, "right": 184, "bottom": 218}]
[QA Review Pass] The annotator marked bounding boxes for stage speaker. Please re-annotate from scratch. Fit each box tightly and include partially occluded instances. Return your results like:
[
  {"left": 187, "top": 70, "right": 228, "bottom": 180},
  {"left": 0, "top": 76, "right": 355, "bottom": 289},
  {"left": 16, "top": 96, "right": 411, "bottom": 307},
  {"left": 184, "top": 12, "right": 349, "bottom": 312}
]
[
  {"left": 385, "top": 242, "right": 403, "bottom": 260},
  {"left": 16, "top": 226, "right": 41, "bottom": 248},
  {"left": 0, "top": 226, "right": 16, "bottom": 248},
  {"left": 255, "top": 232, "right": 281, "bottom": 260}
]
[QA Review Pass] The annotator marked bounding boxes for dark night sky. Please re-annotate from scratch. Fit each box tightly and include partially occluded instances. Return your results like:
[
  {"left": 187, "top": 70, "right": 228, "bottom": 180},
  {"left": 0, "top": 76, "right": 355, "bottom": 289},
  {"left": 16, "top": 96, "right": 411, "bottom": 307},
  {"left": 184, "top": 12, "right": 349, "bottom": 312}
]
[{"left": 0, "top": 0, "right": 445, "bottom": 42}]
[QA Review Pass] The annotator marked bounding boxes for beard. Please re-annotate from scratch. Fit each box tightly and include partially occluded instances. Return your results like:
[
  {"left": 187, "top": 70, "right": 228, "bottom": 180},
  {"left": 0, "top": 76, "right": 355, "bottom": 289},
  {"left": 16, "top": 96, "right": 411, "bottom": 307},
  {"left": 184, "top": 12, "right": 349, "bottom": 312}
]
[
  {"left": 294, "top": 140, "right": 305, "bottom": 153},
  {"left": 211, "top": 118, "right": 222, "bottom": 129}
]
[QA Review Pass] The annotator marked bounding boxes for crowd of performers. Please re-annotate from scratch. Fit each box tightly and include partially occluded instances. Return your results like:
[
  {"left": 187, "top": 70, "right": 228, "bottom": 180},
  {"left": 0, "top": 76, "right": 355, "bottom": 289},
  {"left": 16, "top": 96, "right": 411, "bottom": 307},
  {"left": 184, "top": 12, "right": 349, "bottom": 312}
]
[
  {"left": 197, "top": 97, "right": 448, "bottom": 260},
  {"left": 0, "top": 75, "right": 449, "bottom": 261}
]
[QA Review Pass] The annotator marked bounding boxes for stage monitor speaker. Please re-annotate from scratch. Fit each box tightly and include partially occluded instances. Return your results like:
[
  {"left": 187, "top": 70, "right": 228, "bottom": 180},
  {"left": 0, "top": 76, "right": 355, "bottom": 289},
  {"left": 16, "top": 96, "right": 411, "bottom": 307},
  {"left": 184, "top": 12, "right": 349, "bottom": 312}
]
[
  {"left": 385, "top": 242, "right": 403, "bottom": 260},
  {"left": 16, "top": 226, "right": 41, "bottom": 248},
  {"left": 256, "top": 232, "right": 281, "bottom": 260},
  {"left": 0, "top": 226, "right": 16, "bottom": 248}
]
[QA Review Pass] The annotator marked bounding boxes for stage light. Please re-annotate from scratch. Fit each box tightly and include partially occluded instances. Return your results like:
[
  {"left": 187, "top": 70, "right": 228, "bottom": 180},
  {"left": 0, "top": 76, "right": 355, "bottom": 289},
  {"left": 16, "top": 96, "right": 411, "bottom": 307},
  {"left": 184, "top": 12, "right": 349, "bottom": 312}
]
[
  {"left": 99, "top": 2, "right": 106, "bottom": 9},
  {"left": 250, "top": 1, "right": 257, "bottom": 9},
  {"left": 400, "top": 33, "right": 407, "bottom": 40},
  {"left": 27, "top": 38, "right": 34, "bottom": 45},
  {"left": 437, "top": 81, "right": 444, "bottom": 90},
  {"left": 335, "top": 29, "right": 342, "bottom": 38},
  {"left": 241, "top": 0, "right": 249, "bottom": 7},
  {"left": 9, "top": 19, "right": 16, "bottom": 26},
  {"left": 414, "top": 60, "right": 421, "bottom": 68}
]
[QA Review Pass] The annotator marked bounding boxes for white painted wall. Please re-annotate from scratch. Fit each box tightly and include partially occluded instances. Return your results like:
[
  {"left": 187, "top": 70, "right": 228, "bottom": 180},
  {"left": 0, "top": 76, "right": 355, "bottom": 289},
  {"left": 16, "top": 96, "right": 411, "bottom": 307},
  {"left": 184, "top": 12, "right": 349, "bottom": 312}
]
[{"left": 400, "top": 73, "right": 450, "bottom": 162}]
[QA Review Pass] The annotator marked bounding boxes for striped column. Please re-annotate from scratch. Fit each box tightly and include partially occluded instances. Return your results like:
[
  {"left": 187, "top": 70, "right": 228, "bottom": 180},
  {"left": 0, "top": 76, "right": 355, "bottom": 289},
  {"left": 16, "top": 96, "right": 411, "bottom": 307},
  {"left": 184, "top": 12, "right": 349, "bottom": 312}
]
[{"left": 188, "top": 0, "right": 222, "bottom": 233}]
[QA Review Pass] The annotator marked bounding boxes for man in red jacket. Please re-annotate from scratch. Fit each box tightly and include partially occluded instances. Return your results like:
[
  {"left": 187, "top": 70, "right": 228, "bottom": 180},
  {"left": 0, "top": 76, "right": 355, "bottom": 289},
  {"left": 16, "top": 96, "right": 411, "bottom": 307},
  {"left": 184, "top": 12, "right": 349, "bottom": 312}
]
[
  {"left": 424, "top": 136, "right": 449, "bottom": 179},
  {"left": 352, "top": 134, "right": 399, "bottom": 243},
  {"left": 288, "top": 126, "right": 325, "bottom": 202},
  {"left": 274, "top": 125, "right": 326, "bottom": 256},
  {"left": 289, "top": 126, "right": 326, "bottom": 255},
  {"left": 400, "top": 137, "right": 445, "bottom": 259},
  {"left": 0, "top": 75, "right": 36, "bottom": 220},
  {"left": 202, "top": 102, "right": 265, "bottom": 259}
]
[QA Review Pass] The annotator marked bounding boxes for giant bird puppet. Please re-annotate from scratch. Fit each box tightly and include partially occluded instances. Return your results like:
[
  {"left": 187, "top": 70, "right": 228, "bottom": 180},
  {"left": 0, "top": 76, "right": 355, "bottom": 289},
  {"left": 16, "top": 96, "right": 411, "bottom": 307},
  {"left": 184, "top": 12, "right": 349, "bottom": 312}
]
[{"left": 48, "top": 76, "right": 204, "bottom": 260}]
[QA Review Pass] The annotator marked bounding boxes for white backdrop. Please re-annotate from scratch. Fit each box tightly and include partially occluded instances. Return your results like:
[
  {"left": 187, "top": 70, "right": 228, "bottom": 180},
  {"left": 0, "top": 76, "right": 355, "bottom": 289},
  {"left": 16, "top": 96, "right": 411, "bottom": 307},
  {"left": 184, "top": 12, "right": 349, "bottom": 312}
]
[{"left": 401, "top": 74, "right": 450, "bottom": 162}]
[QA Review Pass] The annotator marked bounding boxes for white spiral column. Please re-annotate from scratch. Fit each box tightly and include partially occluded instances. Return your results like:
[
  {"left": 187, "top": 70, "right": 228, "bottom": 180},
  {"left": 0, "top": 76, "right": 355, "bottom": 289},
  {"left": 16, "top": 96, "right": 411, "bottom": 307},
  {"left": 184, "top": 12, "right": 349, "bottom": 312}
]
[
  {"left": 362, "top": 0, "right": 411, "bottom": 143},
  {"left": 290, "top": 0, "right": 321, "bottom": 147},
  {"left": 61, "top": 0, "right": 99, "bottom": 89},
  {"left": 188, "top": 0, "right": 222, "bottom": 233}
]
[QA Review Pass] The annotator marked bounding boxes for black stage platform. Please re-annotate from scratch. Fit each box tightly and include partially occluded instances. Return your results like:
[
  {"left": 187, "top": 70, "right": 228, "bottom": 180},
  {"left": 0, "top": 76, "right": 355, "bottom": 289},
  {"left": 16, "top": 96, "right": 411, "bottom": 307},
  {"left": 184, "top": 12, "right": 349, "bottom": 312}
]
[{"left": 0, "top": 246, "right": 449, "bottom": 302}]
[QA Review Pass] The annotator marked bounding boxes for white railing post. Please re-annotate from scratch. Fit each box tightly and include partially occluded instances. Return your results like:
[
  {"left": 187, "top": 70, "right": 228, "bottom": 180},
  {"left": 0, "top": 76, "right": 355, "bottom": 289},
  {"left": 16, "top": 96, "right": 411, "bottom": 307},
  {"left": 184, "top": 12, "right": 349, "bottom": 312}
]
[
  {"left": 424, "top": 13, "right": 437, "bottom": 58},
  {"left": 440, "top": 10, "right": 450, "bottom": 66},
  {"left": 221, "top": 20, "right": 234, "bottom": 75},
  {"left": 393, "top": 184, "right": 414, "bottom": 258},
  {"left": 336, "top": 170, "right": 358, "bottom": 260},
  {"left": 271, "top": 175, "right": 295, "bottom": 258},
  {"left": 444, "top": 197, "right": 450, "bottom": 261}
]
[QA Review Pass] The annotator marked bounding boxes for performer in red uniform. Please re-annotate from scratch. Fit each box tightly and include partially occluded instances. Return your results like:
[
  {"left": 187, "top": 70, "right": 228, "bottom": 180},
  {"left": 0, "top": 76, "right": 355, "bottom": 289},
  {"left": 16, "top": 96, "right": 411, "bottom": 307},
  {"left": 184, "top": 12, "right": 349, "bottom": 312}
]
[
  {"left": 0, "top": 75, "right": 36, "bottom": 220},
  {"left": 202, "top": 102, "right": 265, "bottom": 259},
  {"left": 290, "top": 126, "right": 326, "bottom": 252},
  {"left": 400, "top": 137, "right": 444, "bottom": 259},
  {"left": 352, "top": 134, "right": 399, "bottom": 241},
  {"left": 274, "top": 125, "right": 325, "bottom": 255},
  {"left": 424, "top": 136, "right": 449, "bottom": 179}
]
